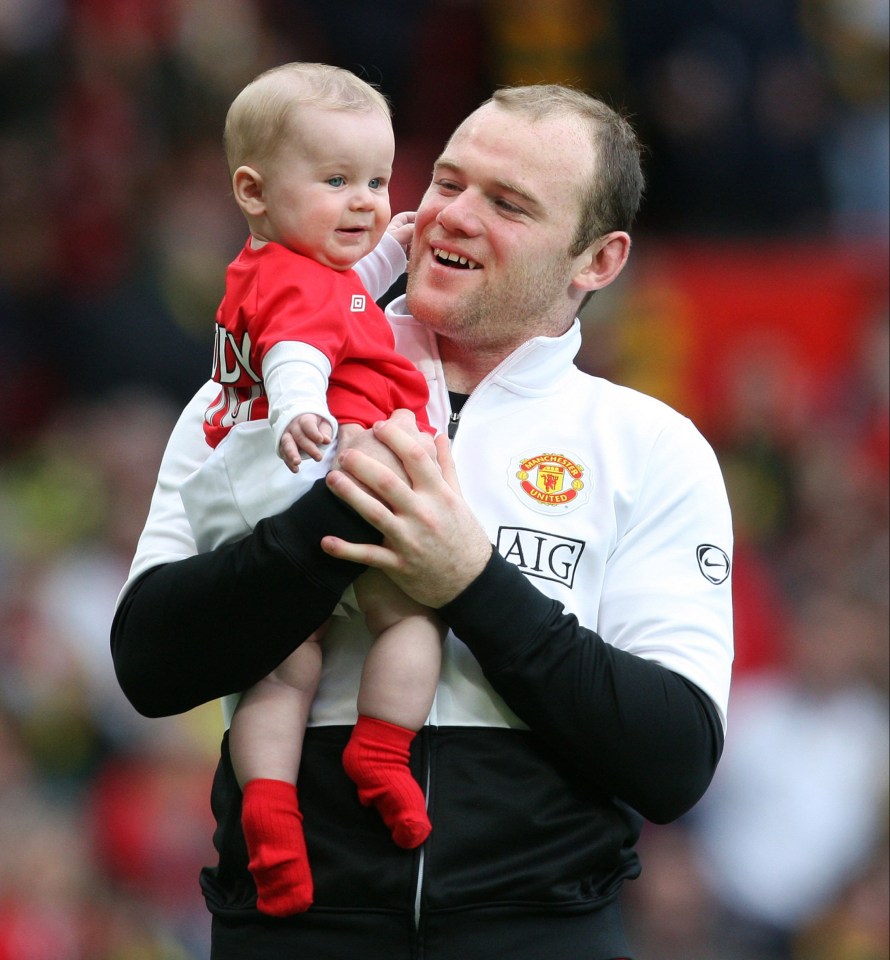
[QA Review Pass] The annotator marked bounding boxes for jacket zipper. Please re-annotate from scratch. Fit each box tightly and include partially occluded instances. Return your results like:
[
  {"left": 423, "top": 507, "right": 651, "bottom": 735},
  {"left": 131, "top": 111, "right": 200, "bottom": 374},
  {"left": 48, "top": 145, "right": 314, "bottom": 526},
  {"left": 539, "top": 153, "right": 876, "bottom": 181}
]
[
  {"left": 414, "top": 750, "right": 431, "bottom": 930},
  {"left": 411, "top": 335, "right": 559, "bottom": 930},
  {"left": 447, "top": 390, "right": 470, "bottom": 440},
  {"left": 414, "top": 393, "right": 467, "bottom": 930}
]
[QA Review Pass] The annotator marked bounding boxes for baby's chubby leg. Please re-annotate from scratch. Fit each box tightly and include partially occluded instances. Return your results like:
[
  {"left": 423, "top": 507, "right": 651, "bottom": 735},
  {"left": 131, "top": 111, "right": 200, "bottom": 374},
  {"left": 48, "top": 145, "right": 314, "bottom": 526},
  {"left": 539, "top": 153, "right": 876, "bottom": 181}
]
[
  {"left": 342, "top": 571, "right": 444, "bottom": 848},
  {"left": 354, "top": 570, "right": 443, "bottom": 729},
  {"left": 230, "top": 630, "right": 324, "bottom": 915}
]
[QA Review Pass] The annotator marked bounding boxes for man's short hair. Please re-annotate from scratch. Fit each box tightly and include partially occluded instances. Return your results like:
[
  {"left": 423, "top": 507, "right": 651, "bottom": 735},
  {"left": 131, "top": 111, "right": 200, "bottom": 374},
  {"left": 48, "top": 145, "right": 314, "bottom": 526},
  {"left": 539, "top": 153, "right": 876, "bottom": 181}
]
[{"left": 490, "top": 85, "right": 645, "bottom": 255}]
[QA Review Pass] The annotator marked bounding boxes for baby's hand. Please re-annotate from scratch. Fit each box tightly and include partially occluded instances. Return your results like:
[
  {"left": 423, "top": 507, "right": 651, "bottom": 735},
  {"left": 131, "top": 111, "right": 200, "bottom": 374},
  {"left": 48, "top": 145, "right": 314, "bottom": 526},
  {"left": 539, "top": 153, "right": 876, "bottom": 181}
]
[
  {"left": 387, "top": 211, "right": 416, "bottom": 253},
  {"left": 279, "top": 413, "right": 333, "bottom": 473}
]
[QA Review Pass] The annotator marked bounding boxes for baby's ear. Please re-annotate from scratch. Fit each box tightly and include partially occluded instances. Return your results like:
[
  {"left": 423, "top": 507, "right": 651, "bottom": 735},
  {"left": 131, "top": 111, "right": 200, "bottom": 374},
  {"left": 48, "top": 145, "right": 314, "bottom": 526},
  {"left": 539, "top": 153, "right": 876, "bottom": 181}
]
[{"left": 232, "top": 165, "right": 265, "bottom": 216}]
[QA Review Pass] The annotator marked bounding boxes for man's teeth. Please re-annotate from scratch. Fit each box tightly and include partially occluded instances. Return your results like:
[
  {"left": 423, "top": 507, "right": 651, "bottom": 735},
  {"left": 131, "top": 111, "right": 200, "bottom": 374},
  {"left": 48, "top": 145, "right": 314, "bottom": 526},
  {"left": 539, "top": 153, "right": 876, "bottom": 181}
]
[{"left": 433, "top": 248, "right": 479, "bottom": 269}]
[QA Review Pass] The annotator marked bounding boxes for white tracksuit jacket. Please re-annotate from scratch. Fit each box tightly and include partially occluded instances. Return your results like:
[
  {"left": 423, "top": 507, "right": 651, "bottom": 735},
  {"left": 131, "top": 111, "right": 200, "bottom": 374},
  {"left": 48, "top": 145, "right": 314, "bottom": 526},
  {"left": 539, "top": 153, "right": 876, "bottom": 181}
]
[{"left": 117, "top": 237, "right": 733, "bottom": 960}]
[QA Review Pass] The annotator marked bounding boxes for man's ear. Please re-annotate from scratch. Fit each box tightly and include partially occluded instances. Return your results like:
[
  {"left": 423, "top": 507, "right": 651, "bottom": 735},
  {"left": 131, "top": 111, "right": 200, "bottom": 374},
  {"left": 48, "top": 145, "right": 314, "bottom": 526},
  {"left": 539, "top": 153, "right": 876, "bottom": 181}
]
[
  {"left": 232, "top": 165, "right": 266, "bottom": 217},
  {"left": 571, "top": 231, "right": 631, "bottom": 294}
]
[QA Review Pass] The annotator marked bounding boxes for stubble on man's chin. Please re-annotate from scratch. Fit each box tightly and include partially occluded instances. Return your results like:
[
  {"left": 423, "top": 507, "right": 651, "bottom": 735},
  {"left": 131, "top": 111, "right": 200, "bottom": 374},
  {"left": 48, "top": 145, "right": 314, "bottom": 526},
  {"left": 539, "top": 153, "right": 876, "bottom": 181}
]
[
  {"left": 405, "top": 267, "right": 461, "bottom": 329},
  {"left": 406, "top": 270, "right": 489, "bottom": 342}
]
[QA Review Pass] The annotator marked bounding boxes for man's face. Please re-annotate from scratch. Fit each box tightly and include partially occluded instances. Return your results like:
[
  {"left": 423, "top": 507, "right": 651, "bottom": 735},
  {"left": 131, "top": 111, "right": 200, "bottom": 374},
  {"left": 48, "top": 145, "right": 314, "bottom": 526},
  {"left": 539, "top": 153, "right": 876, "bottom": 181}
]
[{"left": 406, "top": 102, "right": 596, "bottom": 351}]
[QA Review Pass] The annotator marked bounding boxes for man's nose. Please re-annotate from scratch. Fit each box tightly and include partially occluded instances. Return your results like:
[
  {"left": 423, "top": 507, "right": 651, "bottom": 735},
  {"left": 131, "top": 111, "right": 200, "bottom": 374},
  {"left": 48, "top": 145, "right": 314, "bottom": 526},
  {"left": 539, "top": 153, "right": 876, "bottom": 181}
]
[{"left": 436, "top": 191, "right": 483, "bottom": 236}]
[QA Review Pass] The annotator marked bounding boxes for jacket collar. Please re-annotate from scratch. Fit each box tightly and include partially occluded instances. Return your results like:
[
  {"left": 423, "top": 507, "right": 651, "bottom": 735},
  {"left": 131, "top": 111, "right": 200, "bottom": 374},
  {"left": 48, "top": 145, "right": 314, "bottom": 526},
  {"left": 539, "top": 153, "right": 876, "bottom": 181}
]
[{"left": 386, "top": 294, "right": 582, "bottom": 398}]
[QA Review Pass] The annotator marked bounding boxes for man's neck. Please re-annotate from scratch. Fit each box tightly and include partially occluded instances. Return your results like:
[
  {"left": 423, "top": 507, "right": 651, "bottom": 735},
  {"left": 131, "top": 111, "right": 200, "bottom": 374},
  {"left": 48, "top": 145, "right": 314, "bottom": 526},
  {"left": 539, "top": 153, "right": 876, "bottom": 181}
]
[
  {"left": 439, "top": 338, "right": 515, "bottom": 394},
  {"left": 437, "top": 318, "right": 575, "bottom": 392}
]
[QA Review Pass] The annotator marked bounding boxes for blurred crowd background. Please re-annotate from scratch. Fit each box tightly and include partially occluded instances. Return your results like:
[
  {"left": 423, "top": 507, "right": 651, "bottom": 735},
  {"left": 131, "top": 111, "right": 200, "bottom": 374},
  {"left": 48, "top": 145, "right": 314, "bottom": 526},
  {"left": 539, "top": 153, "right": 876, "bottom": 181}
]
[{"left": 0, "top": 1, "right": 887, "bottom": 958}]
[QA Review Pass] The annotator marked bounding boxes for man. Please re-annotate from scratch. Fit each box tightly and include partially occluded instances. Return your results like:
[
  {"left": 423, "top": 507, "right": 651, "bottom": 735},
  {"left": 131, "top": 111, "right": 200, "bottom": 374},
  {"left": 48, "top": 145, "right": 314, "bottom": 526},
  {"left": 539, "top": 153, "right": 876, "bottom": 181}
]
[{"left": 112, "top": 83, "right": 733, "bottom": 960}]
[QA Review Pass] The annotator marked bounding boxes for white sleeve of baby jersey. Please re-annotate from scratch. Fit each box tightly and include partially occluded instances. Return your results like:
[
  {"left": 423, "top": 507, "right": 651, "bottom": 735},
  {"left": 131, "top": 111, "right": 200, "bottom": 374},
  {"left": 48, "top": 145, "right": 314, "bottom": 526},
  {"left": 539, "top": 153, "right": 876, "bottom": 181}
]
[
  {"left": 262, "top": 340, "right": 336, "bottom": 455},
  {"left": 598, "top": 415, "right": 735, "bottom": 730},
  {"left": 353, "top": 232, "right": 407, "bottom": 301}
]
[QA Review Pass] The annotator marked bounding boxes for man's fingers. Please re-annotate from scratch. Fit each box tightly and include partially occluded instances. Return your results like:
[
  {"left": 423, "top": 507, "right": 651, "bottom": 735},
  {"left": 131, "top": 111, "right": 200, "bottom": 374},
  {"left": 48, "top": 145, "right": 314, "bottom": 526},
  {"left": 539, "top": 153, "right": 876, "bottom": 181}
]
[
  {"left": 434, "top": 434, "right": 461, "bottom": 492},
  {"left": 325, "top": 464, "right": 401, "bottom": 532},
  {"left": 369, "top": 419, "right": 442, "bottom": 485},
  {"left": 333, "top": 443, "right": 417, "bottom": 513},
  {"left": 324, "top": 421, "right": 491, "bottom": 607},
  {"left": 387, "top": 408, "right": 419, "bottom": 430},
  {"left": 320, "top": 535, "right": 394, "bottom": 569}
]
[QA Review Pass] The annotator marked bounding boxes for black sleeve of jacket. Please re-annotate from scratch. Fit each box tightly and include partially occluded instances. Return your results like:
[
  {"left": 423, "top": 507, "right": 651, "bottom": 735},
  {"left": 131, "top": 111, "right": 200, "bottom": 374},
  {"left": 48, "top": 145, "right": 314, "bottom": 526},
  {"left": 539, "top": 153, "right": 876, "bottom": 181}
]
[
  {"left": 110, "top": 480, "right": 381, "bottom": 719},
  {"left": 438, "top": 550, "right": 725, "bottom": 824}
]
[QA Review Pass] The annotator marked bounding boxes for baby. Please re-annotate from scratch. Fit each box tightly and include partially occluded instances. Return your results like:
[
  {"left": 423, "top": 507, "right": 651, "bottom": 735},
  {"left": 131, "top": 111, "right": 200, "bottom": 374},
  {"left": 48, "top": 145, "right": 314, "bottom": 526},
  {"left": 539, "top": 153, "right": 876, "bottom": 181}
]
[{"left": 179, "top": 62, "right": 443, "bottom": 916}]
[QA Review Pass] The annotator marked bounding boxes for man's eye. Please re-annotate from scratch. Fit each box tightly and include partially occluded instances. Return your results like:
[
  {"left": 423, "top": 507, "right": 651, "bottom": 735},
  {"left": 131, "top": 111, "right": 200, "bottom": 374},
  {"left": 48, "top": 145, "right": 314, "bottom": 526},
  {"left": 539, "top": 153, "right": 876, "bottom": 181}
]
[
  {"left": 435, "top": 179, "right": 461, "bottom": 194},
  {"left": 495, "top": 197, "right": 523, "bottom": 215},
  {"left": 327, "top": 176, "right": 346, "bottom": 187}
]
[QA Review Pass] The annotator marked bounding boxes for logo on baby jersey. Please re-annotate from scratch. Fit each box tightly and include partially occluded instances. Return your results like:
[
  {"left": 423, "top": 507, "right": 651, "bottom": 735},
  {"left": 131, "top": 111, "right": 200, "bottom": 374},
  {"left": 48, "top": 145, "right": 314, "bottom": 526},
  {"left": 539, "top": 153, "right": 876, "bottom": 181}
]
[
  {"left": 350, "top": 294, "right": 367, "bottom": 312},
  {"left": 508, "top": 451, "right": 590, "bottom": 515},
  {"left": 212, "top": 326, "right": 260, "bottom": 384}
]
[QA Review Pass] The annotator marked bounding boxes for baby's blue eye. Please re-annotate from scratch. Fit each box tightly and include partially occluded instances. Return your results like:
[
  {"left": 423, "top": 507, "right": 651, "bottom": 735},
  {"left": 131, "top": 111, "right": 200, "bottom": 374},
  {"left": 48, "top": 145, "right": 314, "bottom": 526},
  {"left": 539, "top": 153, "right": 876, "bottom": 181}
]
[
  {"left": 327, "top": 176, "right": 345, "bottom": 187},
  {"left": 369, "top": 178, "right": 382, "bottom": 190}
]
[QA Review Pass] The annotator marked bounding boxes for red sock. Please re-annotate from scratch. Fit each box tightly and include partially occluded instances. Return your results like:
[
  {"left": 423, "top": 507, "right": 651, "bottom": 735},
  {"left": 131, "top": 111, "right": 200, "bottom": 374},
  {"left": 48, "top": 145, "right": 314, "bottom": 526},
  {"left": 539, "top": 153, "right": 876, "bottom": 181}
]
[
  {"left": 241, "top": 778, "right": 313, "bottom": 915},
  {"left": 342, "top": 715, "right": 431, "bottom": 848}
]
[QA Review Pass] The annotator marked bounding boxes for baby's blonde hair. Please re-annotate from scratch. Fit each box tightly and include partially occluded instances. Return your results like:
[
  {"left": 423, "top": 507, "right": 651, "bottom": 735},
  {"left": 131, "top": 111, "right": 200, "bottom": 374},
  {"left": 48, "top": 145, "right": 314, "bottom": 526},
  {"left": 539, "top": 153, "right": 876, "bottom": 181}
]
[{"left": 224, "top": 62, "right": 392, "bottom": 175}]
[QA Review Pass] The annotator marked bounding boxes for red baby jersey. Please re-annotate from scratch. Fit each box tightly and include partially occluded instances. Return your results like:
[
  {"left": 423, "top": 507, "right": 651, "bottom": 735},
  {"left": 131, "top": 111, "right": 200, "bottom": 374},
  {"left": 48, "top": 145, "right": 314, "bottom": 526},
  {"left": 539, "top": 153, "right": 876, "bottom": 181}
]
[{"left": 204, "top": 240, "right": 431, "bottom": 448}]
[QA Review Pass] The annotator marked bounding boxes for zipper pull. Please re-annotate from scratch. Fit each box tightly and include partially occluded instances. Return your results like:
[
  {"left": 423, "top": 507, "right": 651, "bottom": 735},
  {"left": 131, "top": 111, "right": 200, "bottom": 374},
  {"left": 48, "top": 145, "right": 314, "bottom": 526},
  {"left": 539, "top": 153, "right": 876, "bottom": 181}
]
[{"left": 447, "top": 391, "right": 469, "bottom": 440}]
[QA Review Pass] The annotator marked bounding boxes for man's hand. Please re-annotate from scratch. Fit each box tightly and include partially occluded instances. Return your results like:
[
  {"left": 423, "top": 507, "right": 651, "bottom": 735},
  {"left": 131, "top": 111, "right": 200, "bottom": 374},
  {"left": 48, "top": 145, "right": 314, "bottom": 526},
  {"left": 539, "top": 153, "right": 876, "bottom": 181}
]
[
  {"left": 322, "top": 416, "right": 492, "bottom": 608},
  {"left": 334, "top": 410, "right": 436, "bottom": 484}
]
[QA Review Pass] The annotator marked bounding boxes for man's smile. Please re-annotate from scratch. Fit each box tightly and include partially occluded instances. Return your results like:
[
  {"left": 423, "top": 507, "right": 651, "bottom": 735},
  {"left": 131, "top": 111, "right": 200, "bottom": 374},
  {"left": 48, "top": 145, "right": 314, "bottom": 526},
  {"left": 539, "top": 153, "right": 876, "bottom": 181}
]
[{"left": 432, "top": 247, "right": 480, "bottom": 270}]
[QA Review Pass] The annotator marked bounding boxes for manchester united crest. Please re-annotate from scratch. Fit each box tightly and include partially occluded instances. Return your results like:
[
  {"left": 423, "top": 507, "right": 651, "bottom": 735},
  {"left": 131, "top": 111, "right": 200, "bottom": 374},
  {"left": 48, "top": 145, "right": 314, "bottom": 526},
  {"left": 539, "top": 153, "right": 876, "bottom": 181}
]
[{"left": 508, "top": 452, "right": 591, "bottom": 514}]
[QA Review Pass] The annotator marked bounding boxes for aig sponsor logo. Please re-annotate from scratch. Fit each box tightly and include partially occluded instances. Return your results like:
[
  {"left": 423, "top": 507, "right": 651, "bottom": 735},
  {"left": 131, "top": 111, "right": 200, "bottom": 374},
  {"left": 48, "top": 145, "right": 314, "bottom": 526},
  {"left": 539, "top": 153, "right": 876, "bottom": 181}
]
[{"left": 496, "top": 527, "right": 585, "bottom": 588}]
